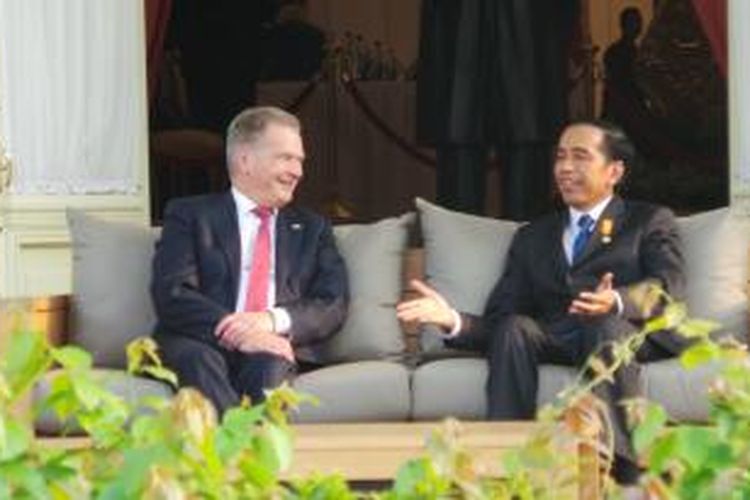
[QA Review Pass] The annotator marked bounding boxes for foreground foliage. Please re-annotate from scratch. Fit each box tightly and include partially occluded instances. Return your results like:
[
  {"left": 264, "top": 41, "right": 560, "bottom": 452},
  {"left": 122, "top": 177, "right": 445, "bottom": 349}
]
[{"left": 2, "top": 287, "right": 749, "bottom": 498}]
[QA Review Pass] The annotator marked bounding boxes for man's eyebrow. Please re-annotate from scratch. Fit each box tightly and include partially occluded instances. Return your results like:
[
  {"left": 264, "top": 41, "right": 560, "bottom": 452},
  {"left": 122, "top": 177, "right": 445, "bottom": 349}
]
[
  {"left": 570, "top": 146, "right": 593, "bottom": 156},
  {"left": 555, "top": 146, "right": 592, "bottom": 155}
]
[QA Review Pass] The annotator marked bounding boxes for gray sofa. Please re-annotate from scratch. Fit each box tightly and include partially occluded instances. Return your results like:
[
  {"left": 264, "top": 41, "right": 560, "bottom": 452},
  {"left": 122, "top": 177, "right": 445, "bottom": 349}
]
[{"left": 34, "top": 200, "right": 750, "bottom": 433}]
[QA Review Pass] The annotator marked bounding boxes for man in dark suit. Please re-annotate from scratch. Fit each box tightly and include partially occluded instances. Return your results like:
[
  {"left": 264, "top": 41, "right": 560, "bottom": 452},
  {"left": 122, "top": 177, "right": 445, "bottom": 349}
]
[
  {"left": 152, "top": 106, "right": 348, "bottom": 414},
  {"left": 398, "top": 120, "right": 687, "bottom": 484}
]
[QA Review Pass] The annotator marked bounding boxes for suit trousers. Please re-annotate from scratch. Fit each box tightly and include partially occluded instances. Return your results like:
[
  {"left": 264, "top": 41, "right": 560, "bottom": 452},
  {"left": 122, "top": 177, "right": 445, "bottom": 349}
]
[
  {"left": 154, "top": 333, "right": 295, "bottom": 415},
  {"left": 485, "top": 314, "right": 675, "bottom": 484}
]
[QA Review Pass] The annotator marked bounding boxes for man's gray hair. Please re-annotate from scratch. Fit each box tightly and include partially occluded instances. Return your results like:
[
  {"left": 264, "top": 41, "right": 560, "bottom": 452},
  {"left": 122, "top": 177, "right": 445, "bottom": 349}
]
[{"left": 225, "top": 106, "right": 300, "bottom": 165}]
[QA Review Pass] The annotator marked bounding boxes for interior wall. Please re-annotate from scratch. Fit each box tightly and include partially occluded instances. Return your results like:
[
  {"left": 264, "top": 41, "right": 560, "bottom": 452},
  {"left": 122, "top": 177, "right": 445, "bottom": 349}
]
[{"left": 307, "top": 0, "right": 421, "bottom": 69}]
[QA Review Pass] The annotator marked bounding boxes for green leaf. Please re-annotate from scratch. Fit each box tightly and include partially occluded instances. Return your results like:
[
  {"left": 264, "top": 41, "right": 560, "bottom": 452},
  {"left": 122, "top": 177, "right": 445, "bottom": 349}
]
[
  {"left": 215, "top": 405, "right": 263, "bottom": 461},
  {"left": 4, "top": 329, "right": 51, "bottom": 400},
  {"left": 661, "top": 302, "right": 688, "bottom": 330},
  {"left": 0, "top": 460, "right": 48, "bottom": 499},
  {"left": 237, "top": 453, "right": 276, "bottom": 490},
  {"left": 51, "top": 346, "right": 92, "bottom": 370},
  {"left": 647, "top": 431, "right": 678, "bottom": 473},
  {"left": 675, "top": 426, "right": 716, "bottom": 469},
  {"left": 71, "top": 376, "right": 106, "bottom": 410},
  {"left": 289, "top": 473, "right": 355, "bottom": 500},
  {"left": 0, "top": 373, "right": 11, "bottom": 402},
  {"left": 0, "top": 480, "right": 10, "bottom": 500},
  {"left": 680, "top": 341, "right": 721, "bottom": 370},
  {"left": 254, "top": 429, "right": 282, "bottom": 474},
  {"left": 139, "top": 366, "right": 178, "bottom": 388},
  {"left": 677, "top": 319, "right": 721, "bottom": 339},
  {"left": 391, "top": 457, "right": 449, "bottom": 497},
  {"left": 0, "top": 419, "right": 32, "bottom": 462},
  {"left": 633, "top": 403, "right": 668, "bottom": 453},
  {"left": 97, "top": 445, "right": 170, "bottom": 500},
  {"left": 265, "top": 423, "right": 293, "bottom": 472}
]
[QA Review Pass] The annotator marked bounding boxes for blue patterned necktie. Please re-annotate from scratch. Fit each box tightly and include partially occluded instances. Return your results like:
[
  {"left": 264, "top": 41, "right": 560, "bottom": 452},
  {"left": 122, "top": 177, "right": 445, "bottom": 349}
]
[{"left": 572, "top": 214, "right": 595, "bottom": 263}]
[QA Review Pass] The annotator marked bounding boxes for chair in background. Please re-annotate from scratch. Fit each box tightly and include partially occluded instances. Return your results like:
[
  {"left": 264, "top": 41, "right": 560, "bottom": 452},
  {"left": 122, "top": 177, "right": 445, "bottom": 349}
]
[{"left": 150, "top": 129, "right": 227, "bottom": 223}]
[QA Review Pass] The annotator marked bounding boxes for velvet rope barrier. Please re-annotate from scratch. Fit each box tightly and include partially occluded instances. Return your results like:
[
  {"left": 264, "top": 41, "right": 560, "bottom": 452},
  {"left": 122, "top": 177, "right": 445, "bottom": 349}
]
[{"left": 340, "top": 78, "right": 437, "bottom": 167}]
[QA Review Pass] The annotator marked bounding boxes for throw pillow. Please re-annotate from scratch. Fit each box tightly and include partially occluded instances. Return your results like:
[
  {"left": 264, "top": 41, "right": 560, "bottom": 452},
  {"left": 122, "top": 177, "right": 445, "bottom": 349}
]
[
  {"left": 415, "top": 198, "right": 520, "bottom": 352},
  {"left": 321, "top": 214, "right": 413, "bottom": 362},
  {"left": 678, "top": 208, "right": 750, "bottom": 341},
  {"left": 67, "top": 209, "right": 159, "bottom": 368}
]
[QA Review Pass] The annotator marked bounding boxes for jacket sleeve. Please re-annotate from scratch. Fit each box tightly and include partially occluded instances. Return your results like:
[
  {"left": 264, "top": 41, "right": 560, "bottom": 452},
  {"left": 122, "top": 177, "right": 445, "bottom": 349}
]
[
  {"left": 617, "top": 206, "right": 686, "bottom": 321},
  {"left": 282, "top": 218, "right": 349, "bottom": 346},
  {"left": 151, "top": 200, "right": 232, "bottom": 342}
]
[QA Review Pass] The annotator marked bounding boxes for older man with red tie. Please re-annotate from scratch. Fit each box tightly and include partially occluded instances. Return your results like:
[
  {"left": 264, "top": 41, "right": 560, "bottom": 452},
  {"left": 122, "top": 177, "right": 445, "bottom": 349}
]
[{"left": 151, "top": 106, "right": 349, "bottom": 414}]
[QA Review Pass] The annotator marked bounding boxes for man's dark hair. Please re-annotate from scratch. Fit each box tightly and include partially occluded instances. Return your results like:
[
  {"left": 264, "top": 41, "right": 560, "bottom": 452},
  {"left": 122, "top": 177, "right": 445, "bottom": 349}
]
[
  {"left": 568, "top": 119, "right": 636, "bottom": 169},
  {"left": 620, "top": 7, "right": 643, "bottom": 33}
]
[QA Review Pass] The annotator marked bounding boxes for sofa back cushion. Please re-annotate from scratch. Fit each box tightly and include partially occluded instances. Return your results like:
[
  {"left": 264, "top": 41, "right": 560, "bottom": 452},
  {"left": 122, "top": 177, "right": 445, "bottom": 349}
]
[
  {"left": 321, "top": 214, "right": 413, "bottom": 362},
  {"left": 67, "top": 209, "right": 160, "bottom": 368},
  {"left": 415, "top": 198, "right": 520, "bottom": 353},
  {"left": 67, "top": 209, "right": 412, "bottom": 367},
  {"left": 678, "top": 208, "right": 750, "bottom": 341}
]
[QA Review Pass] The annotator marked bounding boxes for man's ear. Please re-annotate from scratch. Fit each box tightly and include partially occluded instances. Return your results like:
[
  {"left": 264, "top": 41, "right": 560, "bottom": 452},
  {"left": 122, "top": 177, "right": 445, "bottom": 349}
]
[
  {"left": 237, "top": 150, "right": 255, "bottom": 175},
  {"left": 610, "top": 160, "right": 626, "bottom": 187}
]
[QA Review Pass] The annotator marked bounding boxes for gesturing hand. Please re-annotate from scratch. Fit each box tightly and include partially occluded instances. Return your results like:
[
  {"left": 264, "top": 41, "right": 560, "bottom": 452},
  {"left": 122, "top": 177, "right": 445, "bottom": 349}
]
[
  {"left": 214, "top": 312, "right": 294, "bottom": 361},
  {"left": 568, "top": 272, "right": 618, "bottom": 316},
  {"left": 396, "top": 279, "right": 457, "bottom": 331}
]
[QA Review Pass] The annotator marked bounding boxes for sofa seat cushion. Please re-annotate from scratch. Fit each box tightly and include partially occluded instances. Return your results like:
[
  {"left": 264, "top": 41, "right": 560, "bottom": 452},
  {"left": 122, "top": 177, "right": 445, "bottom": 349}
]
[
  {"left": 411, "top": 358, "right": 487, "bottom": 420},
  {"left": 33, "top": 368, "right": 174, "bottom": 435},
  {"left": 537, "top": 361, "right": 718, "bottom": 422},
  {"left": 291, "top": 361, "right": 411, "bottom": 423}
]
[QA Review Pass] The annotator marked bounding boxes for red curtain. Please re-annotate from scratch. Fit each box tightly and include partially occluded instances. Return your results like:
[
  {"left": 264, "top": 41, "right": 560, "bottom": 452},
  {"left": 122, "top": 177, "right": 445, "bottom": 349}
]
[
  {"left": 692, "top": 0, "right": 727, "bottom": 78},
  {"left": 145, "top": 0, "right": 173, "bottom": 105}
]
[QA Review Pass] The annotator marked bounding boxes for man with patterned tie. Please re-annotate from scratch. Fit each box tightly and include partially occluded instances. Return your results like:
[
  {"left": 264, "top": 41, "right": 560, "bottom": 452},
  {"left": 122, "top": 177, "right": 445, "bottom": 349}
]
[
  {"left": 397, "top": 120, "right": 689, "bottom": 485},
  {"left": 152, "top": 106, "right": 348, "bottom": 414}
]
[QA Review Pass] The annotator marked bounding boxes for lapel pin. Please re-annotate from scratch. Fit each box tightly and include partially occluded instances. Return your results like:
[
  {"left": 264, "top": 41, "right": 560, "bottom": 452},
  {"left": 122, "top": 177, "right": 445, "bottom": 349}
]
[
  {"left": 600, "top": 217, "right": 613, "bottom": 244},
  {"left": 291, "top": 223, "right": 303, "bottom": 231}
]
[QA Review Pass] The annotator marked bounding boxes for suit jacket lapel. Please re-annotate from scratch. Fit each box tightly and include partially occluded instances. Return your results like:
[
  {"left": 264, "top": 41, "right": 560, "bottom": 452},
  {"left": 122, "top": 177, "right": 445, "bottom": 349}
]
[
  {"left": 553, "top": 211, "right": 570, "bottom": 274},
  {"left": 215, "top": 192, "right": 241, "bottom": 304},
  {"left": 573, "top": 196, "right": 625, "bottom": 267}
]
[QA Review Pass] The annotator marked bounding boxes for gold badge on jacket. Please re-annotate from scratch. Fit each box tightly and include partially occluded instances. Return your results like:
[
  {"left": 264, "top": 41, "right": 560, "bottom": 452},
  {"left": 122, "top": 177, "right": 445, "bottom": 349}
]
[{"left": 600, "top": 218, "right": 613, "bottom": 244}]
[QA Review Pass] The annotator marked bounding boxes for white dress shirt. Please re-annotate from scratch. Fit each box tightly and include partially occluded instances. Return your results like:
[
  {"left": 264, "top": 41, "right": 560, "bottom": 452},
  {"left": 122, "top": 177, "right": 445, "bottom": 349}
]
[{"left": 232, "top": 188, "right": 292, "bottom": 334}]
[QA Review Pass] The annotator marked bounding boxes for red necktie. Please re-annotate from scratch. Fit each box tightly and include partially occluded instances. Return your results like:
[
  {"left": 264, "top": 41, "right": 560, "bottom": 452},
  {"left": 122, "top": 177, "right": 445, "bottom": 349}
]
[{"left": 244, "top": 207, "right": 272, "bottom": 311}]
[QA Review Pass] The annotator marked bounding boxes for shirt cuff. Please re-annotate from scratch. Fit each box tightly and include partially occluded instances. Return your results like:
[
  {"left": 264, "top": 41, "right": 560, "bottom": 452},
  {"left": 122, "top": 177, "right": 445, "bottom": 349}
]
[
  {"left": 613, "top": 291, "right": 624, "bottom": 316},
  {"left": 269, "top": 307, "right": 292, "bottom": 335},
  {"left": 444, "top": 309, "right": 462, "bottom": 338}
]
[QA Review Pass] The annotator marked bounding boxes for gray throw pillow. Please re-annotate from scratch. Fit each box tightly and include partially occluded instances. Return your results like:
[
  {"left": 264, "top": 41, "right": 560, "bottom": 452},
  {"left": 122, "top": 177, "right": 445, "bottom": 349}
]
[
  {"left": 415, "top": 198, "right": 520, "bottom": 352},
  {"left": 678, "top": 208, "right": 750, "bottom": 341},
  {"left": 321, "top": 214, "right": 413, "bottom": 362},
  {"left": 67, "top": 209, "right": 159, "bottom": 368}
]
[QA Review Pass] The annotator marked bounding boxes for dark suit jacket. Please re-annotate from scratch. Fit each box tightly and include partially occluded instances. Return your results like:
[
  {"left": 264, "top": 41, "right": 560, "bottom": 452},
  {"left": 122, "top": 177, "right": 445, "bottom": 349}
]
[
  {"left": 449, "top": 197, "right": 689, "bottom": 355},
  {"left": 151, "top": 192, "right": 348, "bottom": 362}
]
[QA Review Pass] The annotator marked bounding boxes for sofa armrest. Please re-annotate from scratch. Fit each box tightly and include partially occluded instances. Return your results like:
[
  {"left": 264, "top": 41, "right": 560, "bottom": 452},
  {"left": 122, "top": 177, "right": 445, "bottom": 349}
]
[
  {"left": 0, "top": 294, "right": 70, "bottom": 421},
  {"left": 0, "top": 294, "right": 71, "bottom": 349}
]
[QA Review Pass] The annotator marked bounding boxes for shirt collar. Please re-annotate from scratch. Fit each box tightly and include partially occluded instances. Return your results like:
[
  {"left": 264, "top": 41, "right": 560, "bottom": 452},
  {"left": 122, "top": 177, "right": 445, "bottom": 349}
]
[
  {"left": 568, "top": 196, "right": 612, "bottom": 228},
  {"left": 231, "top": 187, "right": 276, "bottom": 217}
]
